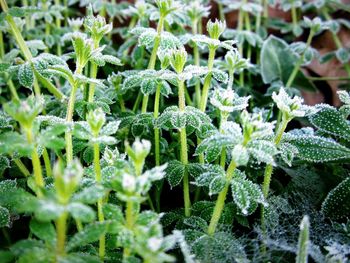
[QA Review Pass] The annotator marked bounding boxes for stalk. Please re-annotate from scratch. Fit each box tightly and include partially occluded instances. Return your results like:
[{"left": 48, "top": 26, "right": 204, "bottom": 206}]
[
  {"left": 88, "top": 40, "right": 100, "bottom": 103},
  {"left": 65, "top": 67, "right": 82, "bottom": 164},
  {"left": 207, "top": 160, "right": 237, "bottom": 235},
  {"left": 285, "top": 28, "right": 315, "bottom": 88},
  {"left": 54, "top": 0, "right": 62, "bottom": 56},
  {"left": 178, "top": 80, "right": 191, "bottom": 216},
  {"left": 237, "top": 0, "right": 246, "bottom": 87},
  {"left": 42, "top": 148, "right": 52, "bottom": 177},
  {"left": 296, "top": 216, "right": 310, "bottom": 263},
  {"left": 192, "top": 19, "right": 201, "bottom": 107},
  {"left": 56, "top": 212, "right": 68, "bottom": 257},
  {"left": 141, "top": 15, "right": 164, "bottom": 113},
  {"left": 13, "top": 159, "right": 30, "bottom": 177},
  {"left": 154, "top": 83, "right": 161, "bottom": 166},
  {"left": 199, "top": 48, "right": 216, "bottom": 112},
  {"left": 93, "top": 143, "right": 105, "bottom": 260},
  {"left": 219, "top": 114, "right": 228, "bottom": 168},
  {"left": 25, "top": 128, "right": 44, "bottom": 197},
  {"left": 291, "top": 4, "right": 298, "bottom": 33}
]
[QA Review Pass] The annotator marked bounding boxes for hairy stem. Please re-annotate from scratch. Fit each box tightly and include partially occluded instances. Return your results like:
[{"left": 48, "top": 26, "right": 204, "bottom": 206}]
[
  {"left": 13, "top": 159, "right": 30, "bottom": 177},
  {"left": 154, "top": 83, "right": 161, "bottom": 166},
  {"left": 207, "top": 160, "right": 237, "bottom": 235},
  {"left": 199, "top": 48, "right": 216, "bottom": 112},
  {"left": 42, "top": 148, "right": 52, "bottom": 177},
  {"left": 56, "top": 212, "right": 68, "bottom": 257}
]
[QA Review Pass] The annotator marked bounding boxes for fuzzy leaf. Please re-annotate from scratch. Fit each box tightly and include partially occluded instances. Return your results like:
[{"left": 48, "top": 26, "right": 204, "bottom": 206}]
[
  {"left": 18, "top": 63, "right": 34, "bottom": 88},
  {"left": 0, "top": 206, "right": 10, "bottom": 227},
  {"left": 309, "top": 106, "right": 350, "bottom": 141},
  {"left": 166, "top": 160, "right": 185, "bottom": 188},
  {"left": 72, "top": 185, "right": 105, "bottom": 204},
  {"left": 321, "top": 177, "right": 350, "bottom": 220},
  {"left": 183, "top": 216, "right": 208, "bottom": 231},
  {"left": 67, "top": 203, "right": 95, "bottom": 223}
]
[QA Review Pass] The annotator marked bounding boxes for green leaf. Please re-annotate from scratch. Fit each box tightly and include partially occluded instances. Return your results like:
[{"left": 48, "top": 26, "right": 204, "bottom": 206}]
[
  {"left": 103, "top": 204, "right": 124, "bottom": 223},
  {"left": 166, "top": 160, "right": 185, "bottom": 188},
  {"left": 18, "top": 63, "right": 34, "bottom": 88},
  {"left": 72, "top": 185, "right": 106, "bottom": 204},
  {"left": 286, "top": 135, "right": 350, "bottom": 163},
  {"left": 140, "top": 79, "right": 157, "bottom": 95},
  {"left": 67, "top": 222, "right": 109, "bottom": 251},
  {"left": 321, "top": 177, "right": 350, "bottom": 220},
  {"left": 309, "top": 106, "right": 350, "bottom": 141},
  {"left": 196, "top": 134, "right": 234, "bottom": 163},
  {"left": 29, "top": 219, "right": 56, "bottom": 245},
  {"left": 35, "top": 200, "right": 64, "bottom": 221},
  {"left": 0, "top": 251, "right": 14, "bottom": 263},
  {"left": 0, "top": 132, "right": 33, "bottom": 157},
  {"left": 8, "top": 6, "right": 39, "bottom": 17},
  {"left": 58, "top": 253, "right": 101, "bottom": 263},
  {"left": 209, "top": 176, "right": 226, "bottom": 196},
  {"left": 67, "top": 203, "right": 95, "bottom": 223},
  {"left": 183, "top": 216, "right": 208, "bottom": 231},
  {"left": 260, "top": 36, "right": 316, "bottom": 91},
  {"left": 100, "top": 121, "right": 120, "bottom": 136},
  {"left": 0, "top": 156, "right": 10, "bottom": 175},
  {"left": 0, "top": 206, "right": 10, "bottom": 227}
]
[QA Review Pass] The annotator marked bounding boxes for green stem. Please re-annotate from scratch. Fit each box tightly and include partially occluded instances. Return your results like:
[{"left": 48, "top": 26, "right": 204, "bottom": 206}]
[
  {"left": 207, "top": 160, "right": 237, "bottom": 235},
  {"left": 88, "top": 41, "right": 100, "bottom": 103},
  {"left": 118, "top": 95, "right": 126, "bottom": 112},
  {"left": 13, "top": 159, "right": 30, "bottom": 177},
  {"left": 93, "top": 143, "right": 105, "bottom": 260},
  {"left": 56, "top": 212, "right": 68, "bottom": 257},
  {"left": 199, "top": 48, "right": 216, "bottom": 112},
  {"left": 42, "top": 148, "right": 52, "bottom": 177},
  {"left": 123, "top": 200, "right": 134, "bottom": 258},
  {"left": 291, "top": 4, "right": 298, "bottom": 32},
  {"left": 154, "top": 83, "right": 161, "bottom": 166},
  {"left": 141, "top": 15, "right": 164, "bottom": 113},
  {"left": 219, "top": 114, "right": 228, "bottom": 168},
  {"left": 133, "top": 92, "right": 142, "bottom": 113},
  {"left": 285, "top": 29, "right": 315, "bottom": 88}
]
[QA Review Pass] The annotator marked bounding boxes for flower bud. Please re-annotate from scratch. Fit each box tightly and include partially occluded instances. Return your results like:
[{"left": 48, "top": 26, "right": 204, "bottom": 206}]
[
  {"left": 207, "top": 19, "right": 226, "bottom": 40},
  {"left": 87, "top": 108, "right": 106, "bottom": 136}
]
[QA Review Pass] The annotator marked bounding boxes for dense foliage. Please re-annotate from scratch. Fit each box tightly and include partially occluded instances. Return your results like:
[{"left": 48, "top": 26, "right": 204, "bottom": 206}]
[{"left": 0, "top": 0, "right": 350, "bottom": 262}]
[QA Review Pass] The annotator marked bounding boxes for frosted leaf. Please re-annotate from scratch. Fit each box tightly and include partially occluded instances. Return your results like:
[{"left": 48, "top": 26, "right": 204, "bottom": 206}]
[
  {"left": 166, "top": 160, "right": 185, "bottom": 188},
  {"left": 18, "top": 63, "right": 34, "bottom": 88},
  {"left": 36, "top": 115, "right": 66, "bottom": 125},
  {"left": 231, "top": 145, "right": 249, "bottom": 167},
  {"left": 142, "top": 164, "right": 167, "bottom": 182},
  {"left": 241, "top": 110, "right": 275, "bottom": 140},
  {"left": 160, "top": 32, "right": 183, "bottom": 50},
  {"left": 192, "top": 34, "right": 221, "bottom": 48},
  {"left": 91, "top": 135, "right": 117, "bottom": 145},
  {"left": 100, "top": 121, "right": 121, "bottom": 136},
  {"left": 0, "top": 206, "right": 10, "bottom": 227},
  {"left": 141, "top": 78, "right": 158, "bottom": 95},
  {"left": 231, "top": 179, "right": 250, "bottom": 215},
  {"left": 321, "top": 177, "right": 350, "bottom": 220},
  {"left": 210, "top": 88, "right": 250, "bottom": 113},
  {"left": 337, "top": 90, "right": 350, "bottom": 105},
  {"left": 72, "top": 184, "right": 105, "bottom": 204},
  {"left": 286, "top": 135, "right": 350, "bottom": 162},
  {"left": 247, "top": 140, "right": 278, "bottom": 165},
  {"left": 67, "top": 203, "right": 95, "bottom": 223},
  {"left": 209, "top": 175, "right": 226, "bottom": 196},
  {"left": 75, "top": 74, "right": 106, "bottom": 88},
  {"left": 280, "top": 142, "right": 299, "bottom": 166},
  {"left": 272, "top": 87, "right": 308, "bottom": 118},
  {"left": 122, "top": 173, "right": 136, "bottom": 193},
  {"left": 184, "top": 216, "right": 208, "bottom": 231},
  {"left": 225, "top": 49, "right": 249, "bottom": 72},
  {"left": 139, "top": 29, "right": 157, "bottom": 47},
  {"left": 207, "top": 19, "right": 226, "bottom": 39},
  {"left": 212, "top": 69, "right": 228, "bottom": 83}
]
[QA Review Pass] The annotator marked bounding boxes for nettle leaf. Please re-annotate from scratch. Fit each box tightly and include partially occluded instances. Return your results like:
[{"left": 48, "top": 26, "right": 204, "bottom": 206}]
[
  {"left": 0, "top": 132, "right": 33, "bottom": 157},
  {"left": 286, "top": 135, "right": 350, "bottom": 163},
  {"left": 183, "top": 216, "right": 208, "bottom": 232},
  {"left": 67, "top": 221, "right": 109, "bottom": 251},
  {"left": 279, "top": 142, "right": 299, "bottom": 166},
  {"left": 196, "top": 134, "right": 235, "bottom": 163},
  {"left": 100, "top": 121, "right": 120, "bottom": 136},
  {"left": 103, "top": 204, "right": 124, "bottom": 223},
  {"left": 29, "top": 219, "right": 56, "bottom": 245},
  {"left": 321, "top": 177, "right": 350, "bottom": 220},
  {"left": 35, "top": 200, "right": 65, "bottom": 221},
  {"left": 131, "top": 113, "right": 154, "bottom": 137},
  {"left": 309, "top": 106, "right": 350, "bottom": 141},
  {"left": 141, "top": 79, "right": 158, "bottom": 95},
  {"left": 72, "top": 184, "right": 105, "bottom": 204},
  {"left": 260, "top": 36, "right": 316, "bottom": 91},
  {"left": 212, "top": 69, "right": 228, "bottom": 83},
  {"left": 0, "top": 206, "right": 10, "bottom": 227},
  {"left": 122, "top": 74, "right": 143, "bottom": 92},
  {"left": 67, "top": 203, "right": 96, "bottom": 223},
  {"left": 194, "top": 165, "right": 226, "bottom": 195},
  {"left": 209, "top": 176, "right": 226, "bottom": 196},
  {"left": 166, "top": 160, "right": 185, "bottom": 188},
  {"left": 231, "top": 177, "right": 265, "bottom": 215},
  {"left": 18, "top": 63, "right": 34, "bottom": 88},
  {"left": 247, "top": 140, "right": 278, "bottom": 164}
]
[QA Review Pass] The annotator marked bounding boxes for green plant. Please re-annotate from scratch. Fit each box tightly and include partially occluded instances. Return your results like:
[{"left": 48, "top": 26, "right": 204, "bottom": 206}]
[{"left": 1, "top": 0, "right": 350, "bottom": 262}]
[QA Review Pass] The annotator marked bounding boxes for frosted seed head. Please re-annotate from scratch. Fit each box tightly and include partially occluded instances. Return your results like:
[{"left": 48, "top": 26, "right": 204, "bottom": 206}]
[
  {"left": 207, "top": 19, "right": 226, "bottom": 40},
  {"left": 87, "top": 108, "right": 106, "bottom": 136}
]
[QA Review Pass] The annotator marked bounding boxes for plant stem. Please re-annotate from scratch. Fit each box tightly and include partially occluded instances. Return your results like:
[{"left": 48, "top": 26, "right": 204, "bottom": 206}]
[
  {"left": 56, "top": 212, "right": 68, "bottom": 257},
  {"left": 154, "top": 83, "right": 161, "bottom": 166},
  {"left": 199, "top": 48, "right": 216, "bottom": 112},
  {"left": 141, "top": 15, "right": 164, "bottom": 113},
  {"left": 219, "top": 114, "right": 228, "bottom": 168},
  {"left": 291, "top": 4, "right": 298, "bottom": 32},
  {"left": 285, "top": 29, "right": 315, "bottom": 88},
  {"left": 93, "top": 142, "right": 105, "bottom": 260},
  {"left": 42, "top": 148, "right": 52, "bottom": 177},
  {"left": 13, "top": 159, "right": 30, "bottom": 177},
  {"left": 65, "top": 83, "right": 78, "bottom": 164},
  {"left": 178, "top": 80, "right": 191, "bottom": 216},
  {"left": 207, "top": 160, "right": 237, "bottom": 235},
  {"left": 88, "top": 41, "right": 99, "bottom": 103},
  {"left": 192, "top": 19, "right": 202, "bottom": 107},
  {"left": 123, "top": 200, "right": 134, "bottom": 258}
]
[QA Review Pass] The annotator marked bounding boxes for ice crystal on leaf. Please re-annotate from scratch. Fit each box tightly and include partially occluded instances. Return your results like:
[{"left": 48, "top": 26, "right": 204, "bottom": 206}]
[{"left": 210, "top": 87, "right": 250, "bottom": 113}]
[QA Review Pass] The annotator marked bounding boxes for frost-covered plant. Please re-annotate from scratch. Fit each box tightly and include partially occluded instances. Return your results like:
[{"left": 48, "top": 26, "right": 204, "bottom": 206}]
[{"left": 1, "top": 0, "right": 350, "bottom": 262}]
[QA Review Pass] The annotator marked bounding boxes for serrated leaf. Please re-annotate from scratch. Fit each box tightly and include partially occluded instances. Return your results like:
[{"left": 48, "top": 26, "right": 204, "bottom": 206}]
[
  {"left": 100, "top": 121, "right": 120, "bottom": 136},
  {"left": 183, "top": 216, "right": 208, "bottom": 231},
  {"left": 18, "top": 63, "right": 34, "bottom": 88},
  {"left": 321, "top": 177, "right": 350, "bottom": 220},
  {"left": 0, "top": 206, "right": 10, "bottom": 227},
  {"left": 309, "top": 106, "right": 350, "bottom": 141},
  {"left": 35, "top": 200, "right": 64, "bottom": 222},
  {"left": 209, "top": 176, "right": 226, "bottom": 196},
  {"left": 67, "top": 203, "right": 95, "bottom": 223},
  {"left": 72, "top": 185, "right": 105, "bottom": 204},
  {"left": 286, "top": 135, "right": 350, "bottom": 163},
  {"left": 166, "top": 161, "right": 185, "bottom": 188}
]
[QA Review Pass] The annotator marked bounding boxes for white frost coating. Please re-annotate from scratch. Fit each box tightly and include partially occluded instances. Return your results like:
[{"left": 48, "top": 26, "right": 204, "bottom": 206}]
[
  {"left": 147, "top": 237, "right": 163, "bottom": 252},
  {"left": 272, "top": 87, "right": 307, "bottom": 118},
  {"left": 122, "top": 173, "right": 137, "bottom": 192},
  {"left": 210, "top": 87, "right": 250, "bottom": 113}
]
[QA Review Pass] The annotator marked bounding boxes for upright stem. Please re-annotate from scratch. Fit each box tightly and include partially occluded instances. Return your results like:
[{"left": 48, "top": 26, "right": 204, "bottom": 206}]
[
  {"left": 26, "top": 128, "right": 44, "bottom": 197},
  {"left": 178, "top": 80, "right": 191, "bottom": 216},
  {"left": 42, "top": 148, "right": 52, "bottom": 177},
  {"left": 88, "top": 41, "right": 99, "bottom": 103},
  {"left": 192, "top": 19, "right": 202, "bottom": 107},
  {"left": 286, "top": 29, "right": 314, "bottom": 88},
  {"left": 13, "top": 159, "right": 30, "bottom": 177},
  {"left": 56, "top": 212, "right": 68, "bottom": 257},
  {"left": 199, "top": 48, "right": 216, "bottom": 112},
  {"left": 65, "top": 83, "right": 78, "bottom": 164},
  {"left": 93, "top": 142, "right": 105, "bottom": 260},
  {"left": 141, "top": 15, "right": 164, "bottom": 113},
  {"left": 207, "top": 160, "right": 237, "bottom": 235},
  {"left": 219, "top": 114, "right": 228, "bottom": 168},
  {"left": 154, "top": 83, "right": 161, "bottom": 166}
]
